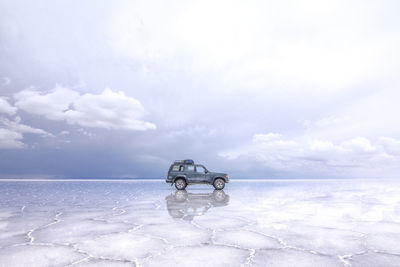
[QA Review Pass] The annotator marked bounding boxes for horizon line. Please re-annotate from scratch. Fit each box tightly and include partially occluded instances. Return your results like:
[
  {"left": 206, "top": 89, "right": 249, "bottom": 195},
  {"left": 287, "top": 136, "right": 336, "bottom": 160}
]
[{"left": 0, "top": 178, "right": 394, "bottom": 182}]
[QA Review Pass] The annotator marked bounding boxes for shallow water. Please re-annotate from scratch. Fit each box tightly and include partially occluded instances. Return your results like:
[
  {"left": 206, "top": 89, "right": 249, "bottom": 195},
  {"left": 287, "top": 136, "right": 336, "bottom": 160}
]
[{"left": 0, "top": 180, "right": 400, "bottom": 266}]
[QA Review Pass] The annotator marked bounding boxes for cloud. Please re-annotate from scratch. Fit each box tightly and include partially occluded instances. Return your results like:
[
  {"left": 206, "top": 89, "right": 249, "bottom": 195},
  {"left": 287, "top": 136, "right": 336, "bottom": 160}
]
[
  {"left": 253, "top": 133, "right": 282, "bottom": 143},
  {"left": 14, "top": 86, "right": 156, "bottom": 131},
  {"left": 0, "top": 116, "right": 53, "bottom": 149},
  {"left": 77, "top": 128, "right": 94, "bottom": 138},
  {"left": 106, "top": 0, "right": 399, "bottom": 92},
  {"left": 378, "top": 137, "right": 400, "bottom": 156},
  {"left": 0, "top": 117, "right": 53, "bottom": 137},
  {"left": 341, "top": 137, "right": 375, "bottom": 153},
  {"left": 14, "top": 86, "right": 80, "bottom": 120},
  {"left": 303, "top": 116, "right": 350, "bottom": 130},
  {"left": 0, "top": 128, "right": 23, "bottom": 149},
  {"left": 168, "top": 125, "right": 216, "bottom": 138},
  {"left": 0, "top": 1, "right": 399, "bottom": 177},
  {"left": 219, "top": 133, "right": 400, "bottom": 177},
  {"left": 0, "top": 98, "right": 17, "bottom": 115}
]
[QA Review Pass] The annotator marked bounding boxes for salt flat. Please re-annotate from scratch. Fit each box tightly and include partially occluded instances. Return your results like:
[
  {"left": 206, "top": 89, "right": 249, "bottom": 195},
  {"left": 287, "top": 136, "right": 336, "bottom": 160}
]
[{"left": 0, "top": 180, "right": 400, "bottom": 267}]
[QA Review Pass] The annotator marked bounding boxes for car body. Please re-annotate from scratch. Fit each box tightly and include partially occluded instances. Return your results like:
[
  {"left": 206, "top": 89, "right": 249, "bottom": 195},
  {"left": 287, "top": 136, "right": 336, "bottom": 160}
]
[{"left": 166, "top": 159, "right": 229, "bottom": 190}]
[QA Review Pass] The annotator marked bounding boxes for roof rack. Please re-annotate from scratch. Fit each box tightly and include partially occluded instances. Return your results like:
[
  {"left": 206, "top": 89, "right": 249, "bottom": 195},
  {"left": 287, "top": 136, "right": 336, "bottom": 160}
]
[{"left": 174, "top": 159, "right": 194, "bottom": 164}]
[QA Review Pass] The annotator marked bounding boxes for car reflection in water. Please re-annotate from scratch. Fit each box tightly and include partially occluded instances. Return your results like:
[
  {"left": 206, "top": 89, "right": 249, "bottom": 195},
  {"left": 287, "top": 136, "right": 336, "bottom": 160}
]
[{"left": 166, "top": 190, "right": 230, "bottom": 221}]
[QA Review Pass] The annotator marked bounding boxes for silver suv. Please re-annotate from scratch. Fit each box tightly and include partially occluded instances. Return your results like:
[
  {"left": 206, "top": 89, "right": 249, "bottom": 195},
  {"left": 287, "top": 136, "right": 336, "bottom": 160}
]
[{"left": 166, "top": 159, "right": 229, "bottom": 190}]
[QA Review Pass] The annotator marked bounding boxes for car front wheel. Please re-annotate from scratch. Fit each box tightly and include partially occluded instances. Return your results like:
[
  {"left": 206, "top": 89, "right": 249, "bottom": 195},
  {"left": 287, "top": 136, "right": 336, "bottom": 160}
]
[
  {"left": 213, "top": 178, "right": 225, "bottom": 190},
  {"left": 175, "top": 178, "right": 187, "bottom": 190}
]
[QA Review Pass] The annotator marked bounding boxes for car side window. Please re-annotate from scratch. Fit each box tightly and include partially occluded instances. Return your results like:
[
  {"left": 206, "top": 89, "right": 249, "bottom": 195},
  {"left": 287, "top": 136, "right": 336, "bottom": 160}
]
[
  {"left": 196, "top": 166, "right": 205, "bottom": 173},
  {"left": 186, "top": 165, "right": 195, "bottom": 172},
  {"left": 172, "top": 165, "right": 180, "bottom": 171}
]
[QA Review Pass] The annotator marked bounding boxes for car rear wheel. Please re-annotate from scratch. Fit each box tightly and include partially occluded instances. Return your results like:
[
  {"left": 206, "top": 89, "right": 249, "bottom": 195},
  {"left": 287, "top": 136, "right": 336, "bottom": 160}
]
[
  {"left": 213, "top": 178, "right": 225, "bottom": 190},
  {"left": 175, "top": 178, "right": 187, "bottom": 190}
]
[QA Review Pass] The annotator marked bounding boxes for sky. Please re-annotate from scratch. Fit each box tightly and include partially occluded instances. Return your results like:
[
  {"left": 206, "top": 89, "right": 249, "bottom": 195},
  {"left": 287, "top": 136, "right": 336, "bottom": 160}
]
[{"left": 0, "top": 0, "right": 400, "bottom": 179}]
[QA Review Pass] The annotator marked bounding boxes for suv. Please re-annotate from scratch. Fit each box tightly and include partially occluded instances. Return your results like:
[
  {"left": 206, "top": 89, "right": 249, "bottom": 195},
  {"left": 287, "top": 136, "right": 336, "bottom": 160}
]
[{"left": 166, "top": 159, "right": 229, "bottom": 190}]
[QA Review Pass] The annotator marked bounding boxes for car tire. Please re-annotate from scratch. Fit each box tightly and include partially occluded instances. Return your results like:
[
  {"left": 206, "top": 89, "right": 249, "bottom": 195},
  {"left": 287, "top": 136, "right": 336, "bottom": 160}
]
[
  {"left": 175, "top": 178, "right": 187, "bottom": 190},
  {"left": 213, "top": 178, "right": 225, "bottom": 190}
]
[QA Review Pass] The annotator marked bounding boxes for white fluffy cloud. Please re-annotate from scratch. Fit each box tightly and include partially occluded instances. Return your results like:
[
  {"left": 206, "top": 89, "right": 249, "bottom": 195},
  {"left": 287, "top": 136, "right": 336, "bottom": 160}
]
[
  {"left": 378, "top": 137, "right": 400, "bottom": 156},
  {"left": 0, "top": 128, "right": 23, "bottom": 149},
  {"left": 0, "top": 98, "right": 17, "bottom": 115},
  {"left": 253, "top": 133, "right": 282, "bottom": 143},
  {"left": 0, "top": 117, "right": 52, "bottom": 137},
  {"left": 0, "top": 116, "right": 53, "bottom": 149},
  {"left": 0, "top": 96, "right": 52, "bottom": 149},
  {"left": 220, "top": 132, "right": 400, "bottom": 177},
  {"left": 14, "top": 86, "right": 80, "bottom": 120},
  {"left": 14, "top": 86, "right": 156, "bottom": 131}
]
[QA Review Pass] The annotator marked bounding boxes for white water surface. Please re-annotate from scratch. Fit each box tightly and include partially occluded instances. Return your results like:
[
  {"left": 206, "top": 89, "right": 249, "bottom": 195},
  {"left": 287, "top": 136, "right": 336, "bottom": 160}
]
[{"left": 0, "top": 180, "right": 400, "bottom": 266}]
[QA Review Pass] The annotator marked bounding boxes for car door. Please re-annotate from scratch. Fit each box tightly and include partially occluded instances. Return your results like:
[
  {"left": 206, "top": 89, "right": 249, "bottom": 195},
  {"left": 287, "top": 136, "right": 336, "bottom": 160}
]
[
  {"left": 203, "top": 166, "right": 213, "bottom": 182},
  {"left": 184, "top": 164, "right": 196, "bottom": 183},
  {"left": 194, "top": 165, "right": 207, "bottom": 182}
]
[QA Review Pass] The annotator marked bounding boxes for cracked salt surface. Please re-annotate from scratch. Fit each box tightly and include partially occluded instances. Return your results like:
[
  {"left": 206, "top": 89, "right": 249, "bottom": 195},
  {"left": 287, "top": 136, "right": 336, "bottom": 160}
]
[{"left": 1, "top": 180, "right": 400, "bottom": 266}]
